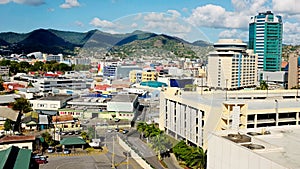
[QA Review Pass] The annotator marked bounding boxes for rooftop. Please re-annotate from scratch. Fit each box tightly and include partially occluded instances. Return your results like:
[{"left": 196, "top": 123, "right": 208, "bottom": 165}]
[
  {"left": 0, "top": 135, "right": 35, "bottom": 144},
  {"left": 216, "top": 126, "right": 300, "bottom": 169},
  {"left": 110, "top": 94, "right": 137, "bottom": 103}
]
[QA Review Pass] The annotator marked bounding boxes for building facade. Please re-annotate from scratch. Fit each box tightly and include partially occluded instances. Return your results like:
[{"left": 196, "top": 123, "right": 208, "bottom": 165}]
[
  {"left": 288, "top": 53, "right": 300, "bottom": 89},
  {"left": 207, "top": 39, "right": 258, "bottom": 90},
  {"left": 249, "top": 11, "right": 283, "bottom": 71},
  {"left": 159, "top": 88, "right": 300, "bottom": 149}
]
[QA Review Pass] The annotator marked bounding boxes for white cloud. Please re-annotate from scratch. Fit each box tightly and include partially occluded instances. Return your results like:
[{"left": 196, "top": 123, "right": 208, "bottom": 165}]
[
  {"left": 0, "top": 0, "right": 10, "bottom": 4},
  {"left": 186, "top": 0, "right": 270, "bottom": 30},
  {"left": 90, "top": 17, "right": 116, "bottom": 29},
  {"left": 273, "top": 0, "right": 300, "bottom": 15},
  {"left": 60, "top": 0, "right": 80, "bottom": 9},
  {"left": 131, "top": 23, "right": 138, "bottom": 28},
  {"left": 282, "top": 21, "right": 300, "bottom": 45},
  {"left": 218, "top": 29, "right": 248, "bottom": 40},
  {"left": 142, "top": 11, "right": 191, "bottom": 34},
  {"left": 0, "top": 0, "right": 44, "bottom": 6}
]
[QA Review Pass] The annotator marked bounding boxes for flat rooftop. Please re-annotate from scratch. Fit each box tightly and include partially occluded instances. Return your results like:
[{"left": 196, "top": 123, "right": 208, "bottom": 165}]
[
  {"left": 217, "top": 126, "right": 300, "bottom": 169},
  {"left": 111, "top": 94, "right": 137, "bottom": 103},
  {"left": 164, "top": 89, "right": 300, "bottom": 110}
]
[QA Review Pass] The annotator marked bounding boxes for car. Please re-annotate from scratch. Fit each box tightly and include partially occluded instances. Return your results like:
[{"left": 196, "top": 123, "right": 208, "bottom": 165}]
[
  {"left": 68, "top": 131, "right": 74, "bottom": 135},
  {"left": 74, "top": 130, "right": 81, "bottom": 135},
  {"left": 114, "top": 118, "right": 120, "bottom": 122},
  {"left": 82, "top": 120, "right": 89, "bottom": 124},
  {"left": 47, "top": 147, "right": 55, "bottom": 153},
  {"left": 32, "top": 155, "right": 48, "bottom": 164},
  {"left": 122, "top": 130, "right": 129, "bottom": 134},
  {"left": 63, "top": 148, "right": 71, "bottom": 154},
  {"left": 114, "top": 128, "right": 119, "bottom": 132},
  {"left": 56, "top": 147, "right": 63, "bottom": 152},
  {"left": 107, "top": 129, "right": 112, "bottom": 133}
]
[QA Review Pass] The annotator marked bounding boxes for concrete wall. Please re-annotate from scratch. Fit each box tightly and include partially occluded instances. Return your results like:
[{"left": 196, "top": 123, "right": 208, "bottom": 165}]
[{"left": 117, "top": 136, "right": 153, "bottom": 169}]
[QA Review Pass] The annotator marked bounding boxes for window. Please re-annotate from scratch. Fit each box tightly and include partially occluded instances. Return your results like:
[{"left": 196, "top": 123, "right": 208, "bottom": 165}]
[{"left": 50, "top": 104, "right": 57, "bottom": 108}]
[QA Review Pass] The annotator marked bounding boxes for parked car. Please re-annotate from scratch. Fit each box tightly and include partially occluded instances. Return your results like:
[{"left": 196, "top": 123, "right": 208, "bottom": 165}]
[
  {"left": 74, "top": 130, "right": 81, "bottom": 135},
  {"left": 68, "top": 131, "right": 74, "bottom": 135},
  {"left": 47, "top": 147, "right": 55, "bottom": 153},
  {"left": 63, "top": 148, "right": 71, "bottom": 154},
  {"left": 114, "top": 128, "right": 119, "bottom": 132},
  {"left": 122, "top": 130, "right": 129, "bottom": 134},
  {"left": 32, "top": 155, "right": 48, "bottom": 164},
  {"left": 107, "top": 129, "right": 112, "bottom": 133},
  {"left": 114, "top": 118, "right": 120, "bottom": 122}
]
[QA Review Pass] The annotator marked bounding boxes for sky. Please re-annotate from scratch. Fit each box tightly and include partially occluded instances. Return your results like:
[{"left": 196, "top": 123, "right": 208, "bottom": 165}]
[{"left": 0, "top": 0, "right": 300, "bottom": 44}]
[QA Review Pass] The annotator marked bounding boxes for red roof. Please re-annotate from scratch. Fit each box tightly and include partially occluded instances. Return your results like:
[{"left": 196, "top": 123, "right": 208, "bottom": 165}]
[
  {"left": 281, "top": 61, "right": 288, "bottom": 68},
  {"left": 0, "top": 135, "right": 35, "bottom": 144}
]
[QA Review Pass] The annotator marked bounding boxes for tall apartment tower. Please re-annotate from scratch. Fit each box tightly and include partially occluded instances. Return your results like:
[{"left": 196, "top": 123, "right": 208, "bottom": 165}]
[
  {"left": 207, "top": 39, "right": 258, "bottom": 90},
  {"left": 249, "top": 11, "right": 282, "bottom": 71},
  {"left": 288, "top": 53, "right": 300, "bottom": 89}
]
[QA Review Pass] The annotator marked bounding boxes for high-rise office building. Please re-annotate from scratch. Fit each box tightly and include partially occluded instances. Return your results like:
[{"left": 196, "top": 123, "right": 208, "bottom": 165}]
[
  {"left": 207, "top": 39, "right": 258, "bottom": 90},
  {"left": 249, "top": 11, "right": 282, "bottom": 72}
]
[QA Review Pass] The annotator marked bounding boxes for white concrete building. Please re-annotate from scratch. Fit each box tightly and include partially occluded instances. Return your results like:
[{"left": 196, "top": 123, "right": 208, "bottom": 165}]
[
  {"left": 208, "top": 126, "right": 300, "bottom": 169},
  {"left": 207, "top": 39, "right": 258, "bottom": 90},
  {"left": 159, "top": 88, "right": 300, "bottom": 149}
]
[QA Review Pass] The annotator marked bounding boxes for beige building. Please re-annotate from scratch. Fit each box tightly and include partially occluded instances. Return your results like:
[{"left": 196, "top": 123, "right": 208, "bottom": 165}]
[
  {"left": 159, "top": 87, "right": 300, "bottom": 149},
  {"left": 288, "top": 53, "right": 300, "bottom": 89},
  {"left": 207, "top": 39, "right": 258, "bottom": 90}
]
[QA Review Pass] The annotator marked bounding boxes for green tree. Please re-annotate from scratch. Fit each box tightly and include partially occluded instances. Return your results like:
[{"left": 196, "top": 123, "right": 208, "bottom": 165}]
[
  {"left": 81, "top": 131, "right": 88, "bottom": 141},
  {"left": 150, "top": 134, "right": 172, "bottom": 160},
  {"left": 12, "top": 97, "right": 32, "bottom": 114},
  {"left": 4, "top": 119, "right": 13, "bottom": 131},
  {"left": 186, "top": 147, "right": 207, "bottom": 169},
  {"left": 41, "top": 132, "right": 55, "bottom": 146},
  {"left": 256, "top": 80, "right": 268, "bottom": 90}
]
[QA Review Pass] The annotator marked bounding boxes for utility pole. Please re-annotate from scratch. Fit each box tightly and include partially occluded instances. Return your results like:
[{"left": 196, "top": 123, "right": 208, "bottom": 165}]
[
  {"left": 112, "top": 135, "right": 115, "bottom": 168},
  {"left": 127, "top": 151, "right": 130, "bottom": 169}
]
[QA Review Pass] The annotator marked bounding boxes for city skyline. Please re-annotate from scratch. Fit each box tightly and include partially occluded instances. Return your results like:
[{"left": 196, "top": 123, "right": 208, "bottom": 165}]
[{"left": 0, "top": 0, "right": 300, "bottom": 44}]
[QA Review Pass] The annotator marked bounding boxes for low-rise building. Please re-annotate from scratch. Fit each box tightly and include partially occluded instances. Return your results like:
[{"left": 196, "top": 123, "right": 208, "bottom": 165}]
[
  {"left": 30, "top": 94, "right": 73, "bottom": 116},
  {"left": 0, "top": 135, "right": 36, "bottom": 150},
  {"left": 107, "top": 94, "right": 138, "bottom": 120}
]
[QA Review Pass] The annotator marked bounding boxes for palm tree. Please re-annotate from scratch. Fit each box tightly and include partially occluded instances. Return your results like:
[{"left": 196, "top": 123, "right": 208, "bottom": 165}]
[
  {"left": 137, "top": 122, "right": 147, "bottom": 138},
  {"left": 186, "top": 147, "right": 207, "bottom": 169},
  {"left": 151, "top": 134, "right": 172, "bottom": 160}
]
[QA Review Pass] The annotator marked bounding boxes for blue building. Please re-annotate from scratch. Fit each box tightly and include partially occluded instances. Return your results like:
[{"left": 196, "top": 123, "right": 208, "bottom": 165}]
[{"left": 249, "top": 11, "right": 283, "bottom": 71}]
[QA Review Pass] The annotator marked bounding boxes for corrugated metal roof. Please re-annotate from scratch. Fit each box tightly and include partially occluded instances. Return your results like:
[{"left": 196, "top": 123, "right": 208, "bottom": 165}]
[
  {"left": 0, "top": 107, "right": 19, "bottom": 121},
  {"left": 60, "top": 137, "right": 86, "bottom": 145}
]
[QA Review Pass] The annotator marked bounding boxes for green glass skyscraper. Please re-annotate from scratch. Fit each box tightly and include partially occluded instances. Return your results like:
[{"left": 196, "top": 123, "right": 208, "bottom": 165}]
[{"left": 249, "top": 11, "right": 282, "bottom": 71}]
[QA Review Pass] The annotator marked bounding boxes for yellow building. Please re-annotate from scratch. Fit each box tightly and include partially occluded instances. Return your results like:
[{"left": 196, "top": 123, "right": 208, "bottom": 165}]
[
  {"left": 142, "top": 69, "right": 157, "bottom": 82},
  {"left": 129, "top": 70, "right": 142, "bottom": 83}
]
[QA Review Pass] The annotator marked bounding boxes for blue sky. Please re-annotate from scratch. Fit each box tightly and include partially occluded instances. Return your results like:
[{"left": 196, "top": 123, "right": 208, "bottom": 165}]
[{"left": 0, "top": 0, "right": 300, "bottom": 44}]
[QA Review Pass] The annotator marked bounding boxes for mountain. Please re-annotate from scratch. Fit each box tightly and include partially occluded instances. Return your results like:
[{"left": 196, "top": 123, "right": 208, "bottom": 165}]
[
  {"left": 192, "top": 40, "right": 212, "bottom": 47},
  {"left": 0, "top": 38, "right": 9, "bottom": 46},
  {"left": 0, "top": 29, "right": 212, "bottom": 58}
]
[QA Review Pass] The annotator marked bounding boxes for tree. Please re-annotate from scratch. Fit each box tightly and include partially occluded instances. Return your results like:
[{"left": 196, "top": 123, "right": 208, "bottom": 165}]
[
  {"left": 12, "top": 97, "right": 32, "bottom": 132},
  {"left": 186, "top": 147, "right": 207, "bottom": 169},
  {"left": 256, "top": 80, "right": 268, "bottom": 90},
  {"left": 4, "top": 119, "right": 13, "bottom": 131},
  {"left": 150, "top": 134, "right": 172, "bottom": 160},
  {"left": 12, "top": 97, "right": 32, "bottom": 114}
]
